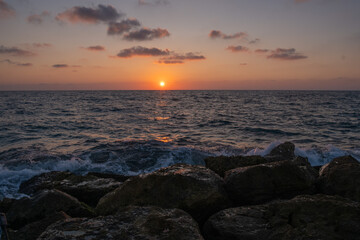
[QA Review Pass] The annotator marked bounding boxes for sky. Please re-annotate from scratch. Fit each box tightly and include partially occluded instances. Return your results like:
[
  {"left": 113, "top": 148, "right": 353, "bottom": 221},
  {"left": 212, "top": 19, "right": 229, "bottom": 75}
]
[{"left": 0, "top": 0, "right": 359, "bottom": 90}]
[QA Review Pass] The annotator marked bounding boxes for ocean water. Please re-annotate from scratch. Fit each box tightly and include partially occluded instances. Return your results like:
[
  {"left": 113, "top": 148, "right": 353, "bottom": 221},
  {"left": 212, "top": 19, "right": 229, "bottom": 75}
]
[{"left": 0, "top": 90, "right": 359, "bottom": 199}]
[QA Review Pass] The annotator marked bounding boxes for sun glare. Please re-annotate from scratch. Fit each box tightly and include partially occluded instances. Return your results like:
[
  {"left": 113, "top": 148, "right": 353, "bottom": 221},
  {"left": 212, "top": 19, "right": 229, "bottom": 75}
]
[{"left": 160, "top": 81, "right": 165, "bottom": 87}]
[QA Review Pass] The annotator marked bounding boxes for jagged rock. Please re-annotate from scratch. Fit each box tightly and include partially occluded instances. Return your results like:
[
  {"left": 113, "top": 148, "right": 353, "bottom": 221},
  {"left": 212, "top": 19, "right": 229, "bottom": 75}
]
[
  {"left": 96, "top": 164, "right": 230, "bottom": 224},
  {"left": 38, "top": 206, "right": 204, "bottom": 240},
  {"left": 317, "top": 155, "right": 360, "bottom": 201},
  {"left": 203, "top": 194, "right": 360, "bottom": 240},
  {"left": 224, "top": 160, "right": 316, "bottom": 205},
  {"left": 204, "top": 155, "right": 268, "bottom": 177},
  {"left": 265, "top": 142, "right": 295, "bottom": 162},
  {"left": 8, "top": 211, "right": 70, "bottom": 240},
  {"left": 6, "top": 189, "right": 94, "bottom": 230},
  {"left": 19, "top": 171, "right": 122, "bottom": 206},
  {"left": 86, "top": 172, "right": 131, "bottom": 182}
]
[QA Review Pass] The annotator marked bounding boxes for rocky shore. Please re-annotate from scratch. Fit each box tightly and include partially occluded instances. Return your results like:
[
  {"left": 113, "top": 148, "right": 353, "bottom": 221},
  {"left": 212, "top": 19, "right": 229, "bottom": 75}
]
[{"left": 1, "top": 142, "right": 360, "bottom": 240}]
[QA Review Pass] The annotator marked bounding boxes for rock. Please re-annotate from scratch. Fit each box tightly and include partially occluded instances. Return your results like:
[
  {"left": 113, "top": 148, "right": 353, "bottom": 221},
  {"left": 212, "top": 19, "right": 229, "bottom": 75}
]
[
  {"left": 6, "top": 189, "right": 94, "bottom": 230},
  {"left": 8, "top": 211, "right": 70, "bottom": 240},
  {"left": 19, "top": 171, "right": 122, "bottom": 207},
  {"left": 204, "top": 155, "right": 268, "bottom": 177},
  {"left": 265, "top": 142, "right": 295, "bottom": 162},
  {"left": 224, "top": 160, "right": 316, "bottom": 205},
  {"left": 38, "top": 206, "right": 204, "bottom": 240},
  {"left": 97, "top": 164, "right": 230, "bottom": 224},
  {"left": 203, "top": 194, "right": 360, "bottom": 240},
  {"left": 0, "top": 197, "right": 15, "bottom": 213},
  {"left": 317, "top": 155, "right": 360, "bottom": 201},
  {"left": 86, "top": 172, "right": 131, "bottom": 182}
]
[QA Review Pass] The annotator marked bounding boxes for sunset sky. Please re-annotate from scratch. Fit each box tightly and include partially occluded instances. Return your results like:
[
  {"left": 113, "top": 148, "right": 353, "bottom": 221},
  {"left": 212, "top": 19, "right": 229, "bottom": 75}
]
[{"left": 0, "top": 0, "right": 359, "bottom": 90}]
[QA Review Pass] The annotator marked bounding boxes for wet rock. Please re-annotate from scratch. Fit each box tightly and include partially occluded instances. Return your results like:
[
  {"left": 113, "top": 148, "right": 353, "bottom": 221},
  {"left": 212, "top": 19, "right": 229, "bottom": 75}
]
[
  {"left": 317, "top": 155, "right": 360, "bottom": 201},
  {"left": 8, "top": 211, "right": 70, "bottom": 240},
  {"left": 0, "top": 197, "right": 15, "bottom": 213},
  {"left": 6, "top": 189, "right": 94, "bottom": 230},
  {"left": 204, "top": 155, "right": 268, "bottom": 177},
  {"left": 265, "top": 142, "right": 295, "bottom": 162},
  {"left": 224, "top": 160, "right": 316, "bottom": 205},
  {"left": 38, "top": 206, "right": 204, "bottom": 240},
  {"left": 203, "top": 194, "right": 360, "bottom": 240},
  {"left": 97, "top": 164, "right": 230, "bottom": 224},
  {"left": 19, "top": 171, "right": 122, "bottom": 206},
  {"left": 86, "top": 172, "right": 131, "bottom": 182}
]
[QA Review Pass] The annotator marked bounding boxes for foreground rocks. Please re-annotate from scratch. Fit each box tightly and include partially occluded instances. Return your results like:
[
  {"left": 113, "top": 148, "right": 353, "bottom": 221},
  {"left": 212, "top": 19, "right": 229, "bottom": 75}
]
[
  {"left": 7, "top": 190, "right": 94, "bottom": 230},
  {"left": 38, "top": 206, "right": 203, "bottom": 240},
  {"left": 19, "top": 171, "right": 123, "bottom": 207},
  {"left": 97, "top": 164, "right": 230, "bottom": 224},
  {"left": 224, "top": 159, "right": 317, "bottom": 205},
  {"left": 203, "top": 194, "right": 360, "bottom": 240},
  {"left": 317, "top": 155, "right": 360, "bottom": 201}
]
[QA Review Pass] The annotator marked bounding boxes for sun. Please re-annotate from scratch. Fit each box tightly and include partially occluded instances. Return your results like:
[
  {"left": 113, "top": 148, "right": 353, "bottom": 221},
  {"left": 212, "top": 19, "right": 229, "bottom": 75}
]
[{"left": 160, "top": 81, "right": 165, "bottom": 87}]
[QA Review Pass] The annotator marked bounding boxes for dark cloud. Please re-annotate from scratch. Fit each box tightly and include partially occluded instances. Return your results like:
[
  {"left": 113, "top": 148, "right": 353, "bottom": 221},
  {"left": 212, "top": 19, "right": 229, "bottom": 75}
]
[
  {"left": 0, "top": 45, "right": 35, "bottom": 57},
  {"left": 239, "top": 63, "right": 247, "bottom": 66},
  {"left": 32, "top": 43, "right": 52, "bottom": 48},
  {"left": 117, "top": 46, "right": 170, "bottom": 58},
  {"left": 107, "top": 19, "right": 141, "bottom": 35},
  {"left": 158, "top": 52, "right": 206, "bottom": 64},
  {"left": 56, "top": 4, "right": 122, "bottom": 24},
  {"left": 138, "top": 0, "right": 169, "bottom": 6},
  {"left": 0, "top": 59, "right": 32, "bottom": 67},
  {"left": 226, "top": 45, "right": 249, "bottom": 52},
  {"left": 255, "top": 49, "right": 269, "bottom": 53},
  {"left": 123, "top": 28, "right": 170, "bottom": 41},
  {"left": 52, "top": 64, "right": 68, "bottom": 68},
  {"left": 267, "top": 48, "right": 308, "bottom": 60},
  {"left": 295, "top": 0, "right": 310, "bottom": 3},
  {"left": 249, "top": 38, "right": 260, "bottom": 44},
  {"left": 209, "top": 30, "right": 248, "bottom": 40},
  {"left": 83, "top": 45, "right": 106, "bottom": 51},
  {"left": 0, "top": 0, "right": 14, "bottom": 18},
  {"left": 27, "top": 11, "right": 50, "bottom": 24}
]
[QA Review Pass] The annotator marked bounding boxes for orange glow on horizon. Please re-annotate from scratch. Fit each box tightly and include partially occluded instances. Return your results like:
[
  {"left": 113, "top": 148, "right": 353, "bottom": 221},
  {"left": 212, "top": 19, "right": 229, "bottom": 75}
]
[{"left": 160, "top": 81, "right": 165, "bottom": 87}]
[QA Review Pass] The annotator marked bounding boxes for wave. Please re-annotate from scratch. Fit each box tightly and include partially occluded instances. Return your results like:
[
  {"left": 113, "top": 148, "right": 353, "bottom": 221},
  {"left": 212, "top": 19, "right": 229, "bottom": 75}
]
[{"left": 0, "top": 140, "right": 359, "bottom": 199}]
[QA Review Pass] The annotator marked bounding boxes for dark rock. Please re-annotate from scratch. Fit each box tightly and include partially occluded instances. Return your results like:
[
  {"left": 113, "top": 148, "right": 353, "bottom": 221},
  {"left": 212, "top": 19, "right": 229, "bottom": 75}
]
[
  {"left": 0, "top": 198, "right": 15, "bottom": 213},
  {"left": 8, "top": 211, "right": 70, "bottom": 240},
  {"left": 96, "top": 164, "right": 230, "bottom": 224},
  {"left": 204, "top": 155, "right": 268, "bottom": 177},
  {"left": 38, "top": 206, "right": 204, "bottom": 240},
  {"left": 224, "top": 160, "right": 316, "bottom": 205},
  {"left": 19, "top": 171, "right": 122, "bottom": 206},
  {"left": 203, "top": 194, "right": 360, "bottom": 240},
  {"left": 265, "top": 142, "right": 295, "bottom": 162},
  {"left": 317, "top": 155, "right": 360, "bottom": 201},
  {"left": 6, "top": 189, "right": 94, "bottom": 230},
  {"left": 86, "top": 172, "right": 131, "bottom": 182}
]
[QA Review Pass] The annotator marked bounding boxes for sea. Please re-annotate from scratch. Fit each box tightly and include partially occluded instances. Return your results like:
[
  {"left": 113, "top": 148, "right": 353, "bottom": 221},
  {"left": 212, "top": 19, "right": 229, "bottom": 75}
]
[{"left": 0, "top": 90, "right": 359, "bottom": 199}]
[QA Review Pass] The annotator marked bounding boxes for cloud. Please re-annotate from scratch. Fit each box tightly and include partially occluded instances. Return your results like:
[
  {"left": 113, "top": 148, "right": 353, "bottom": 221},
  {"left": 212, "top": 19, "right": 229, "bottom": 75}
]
[
  {"left": 32, "top": 43, "right": 52, "bottom": 48},
  {"left": 116, "top": 46, "right": 170, "bottom": 58},
  {"left": 0, "top": 59, "right": 32, "bottom": 67},
  {"left": 107, "top": 19, "right": 141, "bottom": 35},
  {"left": 249, "top": 38, "right": 260, "bottom": 44},
  {"left": 209, "top": 30, "right": 248, "bottom": 40},
  {"left": 0, "top": 0, "right": 14, "bottom": 18},
  {"left": 295, "top": 0, "right": 310, "bottom": 3},
  {"left": 255, "top": 49, "right": 269, "bottom": 53},
  {"left": 123, "top": 28, "right": 170, "bottom": 41},
  {"left": 0, "top": 45, "right": 35, "bottom": 57},
  {"left": 157, "top": 52, "right": 206, "bottom": 64},
  {"left": 83, "top": 45, "right": 106, "bottom": 51},
  {"left": 56, "top": 4, "right": 122, "bottom": 24},
  {"left": 267, "top": 48, "right": 308, "bottom": 60},
  {"left": 226, "top": 45, "right": 249, "bottom": 53},
  {"left": 52, "top": 64, "right": 81, "bottom": 68},
  {"left": 27, "top": 11, "right": 50, "bottom": 24}
]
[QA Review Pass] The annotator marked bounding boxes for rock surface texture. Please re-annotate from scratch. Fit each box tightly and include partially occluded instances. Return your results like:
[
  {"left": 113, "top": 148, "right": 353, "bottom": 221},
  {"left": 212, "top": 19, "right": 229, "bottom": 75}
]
[
  {"left": 203, "top": 194, "right": 360, "bottom": 240},
  {"left": 38, "top": 206, "right": 204, "bottom": 240},
  {"left": 96, "top": 164, "right": 229, "bottom": 224}
]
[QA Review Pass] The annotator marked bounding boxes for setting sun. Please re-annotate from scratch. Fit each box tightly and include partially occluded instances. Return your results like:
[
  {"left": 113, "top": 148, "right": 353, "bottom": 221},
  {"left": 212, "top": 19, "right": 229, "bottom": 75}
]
[{"left": 160, "top": 81, "right": 165, "bottom": 87}]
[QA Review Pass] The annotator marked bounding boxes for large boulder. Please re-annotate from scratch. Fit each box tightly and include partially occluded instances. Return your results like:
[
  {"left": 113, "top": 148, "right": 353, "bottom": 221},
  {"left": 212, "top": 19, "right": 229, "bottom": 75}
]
[
  {"left": 203, "top": 194, "right": 360, "bottom": 240},
  {"left": 265, "top": 142, "right": 295, "bottom": 162},
  {"left": 38, "top": 206, "right": 204, "bottom": 240},
  {"left": 204, "top": 155, "right": 268, "bottom": 177},
  {"left": 317, "top": 155, "right": 360, "bottom": 201},
  {"left": 19, "top": 171, "right": 123, "bottom": 206},
  {"left": 6, "top": 189, "right": 94, "bottom": 230},
  {"left": 224, "top": 159, "right": 316, "bottom": 205},
  {"left": 96, "top": 164, "right": 230, "bottom": 224}
]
